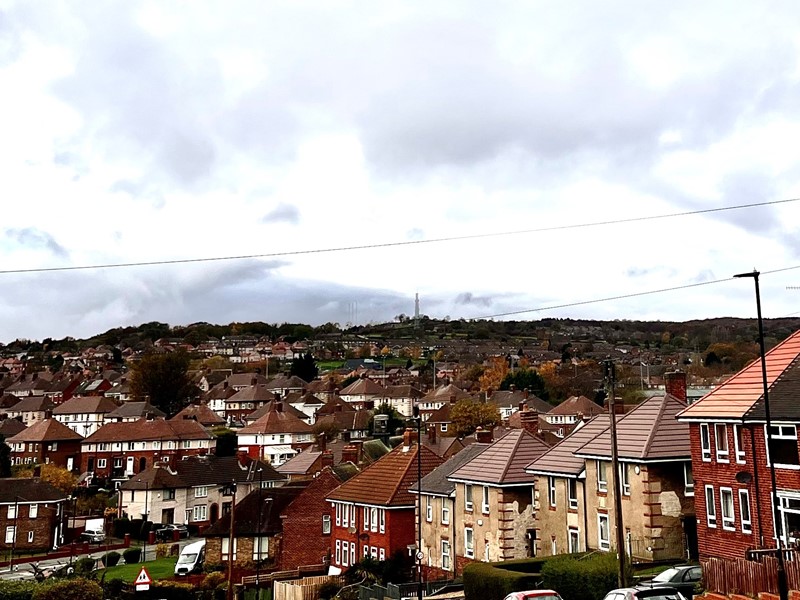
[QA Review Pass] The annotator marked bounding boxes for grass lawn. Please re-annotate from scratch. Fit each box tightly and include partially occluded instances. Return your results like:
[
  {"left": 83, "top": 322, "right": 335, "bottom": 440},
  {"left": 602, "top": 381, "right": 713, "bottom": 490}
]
[{"left": 99, "top": 557, "right": 177, "bottom": 581}]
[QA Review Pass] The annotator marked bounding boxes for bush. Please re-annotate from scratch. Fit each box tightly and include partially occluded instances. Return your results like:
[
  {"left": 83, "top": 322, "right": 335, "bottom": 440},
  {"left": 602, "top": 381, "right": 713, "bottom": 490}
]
[
  {"left": 0, "top": 579, "right": 39, "bottom": 600},
  {"left": 201, "top": 572, "right": 227, "bottom": 590},
  {"left": 541, "top": 553, "right": 630, "bottom": 600},
  {"left": 150, "top": 581, "right": 194, "bottom": 600},
  {"left": 101, "top": 551, "right": 120, "bottom": 567},
  {"left": 122, "top": 547, "right": 142, "bottom": 564},
  {"left": 129, "top": 519, "right": 145, "bottom": 540},
  {"left": 170, "top": 543, "right": 181, "bottom": 556},
  {"left": 101, "top": 578, "right": 124, "bottom": 599},
  {"left": 31, "top": 578, "right": 102, "bottom": 600},
  {"left": 463, "top": 561, "right": 540, "bottom": 600},
  {"left": 73, "top": 557, "right": 95, "bottom": 577},
  {"left": 203, "top": 561, "right": 225, "bottom": 573},
  {"left": 112, "top": 518, "right": 129, "bottom": 539},
  {"left": 318, "top": 580, "right": 342, "bottom": 600},
  {"left": 155, "top": 543, "right": 170, "bottom": 559}
]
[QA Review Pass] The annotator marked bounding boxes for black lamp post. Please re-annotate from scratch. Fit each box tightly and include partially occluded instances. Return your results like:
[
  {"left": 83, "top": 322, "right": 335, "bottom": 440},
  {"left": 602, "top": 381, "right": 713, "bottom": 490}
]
[
  {"left": 410, "top": 405, "right": 423, "bottom": 600},
  {"left": 734, "top": 270, "right": 788, "bottom": 600}
]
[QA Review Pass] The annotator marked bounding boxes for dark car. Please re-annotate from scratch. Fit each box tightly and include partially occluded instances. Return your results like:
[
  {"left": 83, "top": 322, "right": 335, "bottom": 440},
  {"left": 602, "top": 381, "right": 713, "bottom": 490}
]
[
  {"left": 641, "top": 565, "right": 702, "bottom": 599},
  {"left": 155, "top": 523, "right": 190, "bottom": 541},
  {"left": 602, "top": 585, "right": 687, "bottom": 600}
]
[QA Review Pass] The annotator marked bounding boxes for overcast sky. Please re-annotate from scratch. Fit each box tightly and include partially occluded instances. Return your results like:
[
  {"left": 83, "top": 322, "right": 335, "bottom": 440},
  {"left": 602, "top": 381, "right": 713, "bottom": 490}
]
[{"left": 3, "top": 1, "right": 800, "bottom": 342}]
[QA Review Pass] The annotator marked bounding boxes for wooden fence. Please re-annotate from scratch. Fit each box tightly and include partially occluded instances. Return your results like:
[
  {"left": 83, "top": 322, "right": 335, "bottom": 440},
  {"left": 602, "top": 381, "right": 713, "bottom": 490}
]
[
  {"left": 703, "top": 552, "right": 800, "bottom": 597},
  {"left": 274, "top": 576, "right": 339, "bottom": 600}
]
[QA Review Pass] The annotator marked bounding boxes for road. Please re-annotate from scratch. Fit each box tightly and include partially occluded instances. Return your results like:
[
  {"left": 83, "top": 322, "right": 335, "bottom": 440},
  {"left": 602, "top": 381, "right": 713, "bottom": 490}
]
[{"left": 0, "top": 537, "right": 198, "bottom": 582}]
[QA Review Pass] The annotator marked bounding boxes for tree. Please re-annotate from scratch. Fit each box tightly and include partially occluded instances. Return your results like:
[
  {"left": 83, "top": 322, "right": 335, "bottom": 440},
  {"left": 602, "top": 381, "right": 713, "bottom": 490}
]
[
  {"left": 312, "top": 419, "right": 342, "bottom": 443},
  {"left": 500, "top": 368, "right": 549, "bottom": 401},
  {"left": 479, "top": 357, "right": 509, "bottom": 392},
  {"left": 212, "top": 427, "right": 237, "bottom": 457},
  {"left": 290, "top": 352, "right": 318, "bottom": 382},
  {"left": 129, "top": 350, "right": 199, "bottom": 416},
  {"left": 450, "top": 399, "right": 501, "bottom": 438},
  {"left": 370, "top": 403, "right": 405, "bottom": 436},
  {"left": 15, "top": 464, "right": 77, "bottom": 495}
]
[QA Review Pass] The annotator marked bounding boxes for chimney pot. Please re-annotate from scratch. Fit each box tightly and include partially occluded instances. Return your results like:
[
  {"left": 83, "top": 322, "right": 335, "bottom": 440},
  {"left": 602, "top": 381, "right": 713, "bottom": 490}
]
[
  {"left": 403, "top": 427, "right": 418, "bottom": 448},
  {"left": 509, "top": 384, "right": 515, "bottom": 392},
  {"left": 475, "top": 426, "right": 493, "bottom": 444},
  {"left": 427, "top": 424, "right": 437, "bottom": 443}
]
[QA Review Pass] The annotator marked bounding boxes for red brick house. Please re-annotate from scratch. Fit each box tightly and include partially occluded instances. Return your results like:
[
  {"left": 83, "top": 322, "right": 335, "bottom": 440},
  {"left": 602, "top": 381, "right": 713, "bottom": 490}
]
[
  {"left": 677, "top": 329, "right": 800, "bottom": 562},
  {"left": 0, "top": 477, "right": 68, "bottom": 553},
  {"left": 7, "top": 418, "right": 83, "bottom": 471},
  {"left": 326, "top": 430, "right": 443, "bottom": 571},
  {"left": 81, "top": 416, "right": 215, "bottom": 483},
  {"left": 279, "top": 464, "right": 359, "bottom": 569}
]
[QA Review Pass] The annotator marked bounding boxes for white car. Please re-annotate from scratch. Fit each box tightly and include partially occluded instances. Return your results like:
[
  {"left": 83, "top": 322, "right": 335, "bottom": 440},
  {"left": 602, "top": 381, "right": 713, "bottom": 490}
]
[{"left": 80, "top": 528, "right": 106, "bottom": 543}]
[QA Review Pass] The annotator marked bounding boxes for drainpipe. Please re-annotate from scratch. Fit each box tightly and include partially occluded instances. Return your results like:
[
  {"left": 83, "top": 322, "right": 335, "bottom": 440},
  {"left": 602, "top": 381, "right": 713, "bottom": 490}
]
[{"left": 582, "top": 479, "right": 589, "bottom": 551}]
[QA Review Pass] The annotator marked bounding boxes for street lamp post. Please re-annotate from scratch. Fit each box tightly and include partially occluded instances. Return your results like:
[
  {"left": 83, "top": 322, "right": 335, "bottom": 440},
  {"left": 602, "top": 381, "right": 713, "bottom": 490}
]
[
  {"left": 734, "top": 270, "right": 789, "bottom": 600},
  {"left": 255, "top": 469, "right": 263, "bottom": 600},
  {"left": 411, "top": 406, "right": 423, "bottom": 600}
]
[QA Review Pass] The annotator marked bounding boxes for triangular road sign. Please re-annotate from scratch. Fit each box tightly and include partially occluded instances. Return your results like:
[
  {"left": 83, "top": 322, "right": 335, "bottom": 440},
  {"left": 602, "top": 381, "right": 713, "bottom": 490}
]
[{"left": 135, "top": 566, "right": 152, "bottom": 587}]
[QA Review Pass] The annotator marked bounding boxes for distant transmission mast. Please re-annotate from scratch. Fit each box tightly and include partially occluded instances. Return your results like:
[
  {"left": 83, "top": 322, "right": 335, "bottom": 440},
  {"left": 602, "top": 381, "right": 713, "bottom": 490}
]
[{"left": 414, "top": 293, "right": 420, "bottom": 330}]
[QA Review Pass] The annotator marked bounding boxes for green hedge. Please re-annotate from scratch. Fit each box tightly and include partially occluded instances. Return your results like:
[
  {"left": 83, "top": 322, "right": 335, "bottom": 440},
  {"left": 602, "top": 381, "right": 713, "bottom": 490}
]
[
  {"left": 0, "top": 580, "right": 40, "bottom": 600},
  {"left": 31, "top": 578, "right": 102, "bottom": 600},
  {"left": 463, "top": 561, "right": 541, "bottom": 600},
  {"left": 541, "top": 553, "right": 630, "bottom": 600},
  {"left": 122, "top": 547, "right": 142, "bottom": 564}
]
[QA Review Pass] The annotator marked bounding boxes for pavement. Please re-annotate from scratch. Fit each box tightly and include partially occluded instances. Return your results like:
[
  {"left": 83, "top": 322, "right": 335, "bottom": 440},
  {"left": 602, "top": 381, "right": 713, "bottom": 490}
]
[{"left": 0, "top": 537, "right": 198, "bottom": 582}]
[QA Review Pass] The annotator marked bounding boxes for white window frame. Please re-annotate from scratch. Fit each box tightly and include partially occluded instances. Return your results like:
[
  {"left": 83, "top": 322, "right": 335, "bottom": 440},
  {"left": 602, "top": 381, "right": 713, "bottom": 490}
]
[
  {"left": 253, "top": 536, "right": 268, "bottom": 560},
  {"left": 705, "top": 485, "right": 717, "bottom": 528},
  {"left": 363, "top": 507, "right": 369, "bottom": 529},
  {"left": 620, "top": 463, "right": 631, "bottom": 496},
  {"left": 441, "top": 499, "right": 450, "bottom": 525},
  {"left": 700, "top": 423, "right": 711, "bottom": 461},
  {"left": 465, "top": 484, "right": 473, "bottom": 511},
  {"left": 739, "top": 489, "right": 752, "bottom": 535},
  {"left": 767, "top": 424, "right": 800, "bottom": 469},
  {"left": 548, "top": 477, "right": 557, "bottom": 508},
  {"left": 342, "top": 540, "right": 349, "bottom": 567},
  {"left": 568, "top": 478, "right": 578, "bottom": 510},
  {"left": 598, "top": 514, "right": 610, "bottom": 551},
  {"left": 97, "top": 459, "right": 107, "bottom": 469},
  {"left": 5, "top": 526, "right": 15, "bottom": 544},
  {"left": 7, "top": 505, "right": 15, "bottom": 519},
  {"left": 482, "top": 486, "right": 490, "bottom": 514},
  {"left": 441, "top": 539, "right": 451, "bottom": 571},
  {"left": 27, "top": 531, "right": 33, "bottom": 543},
  {"left": 734, "top": 424, "right": 746, "bottom": 464},
  {"left": 342, "top": 503, "right": 349, "bottom": 528},
  {"left": 193, "top": 504, "right": 208, "bottom": 522},
  {"left": 335, "top": 503, "right": 341, "bottom": 527},
  {"left": 370, "top": 507, "right": 378, "bottom": 532},
  {"left": 426, "top": 496, "right": 433, "bottom": 522},
  {"left": 322, "top": 514, "right": 331, "bottom": 534},
  {"left": 715, "top": 423, "right": 729, "bottom": 463},
  {"left": 379, "top": 547, "right": 385, "bottom": 561},
  {"left": 568, "top": 527, "right": 580, "bottom": 553},
  {"left": 464, "top": 527, "right": 474, "bottom": 558},
  {"left": 720, "top": 487, "right": 735, "bottom": 531},
  {"left": 335, "top": 540, "right": 341, "bottom": 565},
  {"left": 684, "top": 463, "right": 694, "bottom": 497},
  {"left": 29, "top": 504, "right": 38, "bottom": 518},
  {"left": 194, "top": 486, "right": 209, "bottom": 498},
  {"left": 379, "top": 508, "right": 385, "bottom": 534},
  {"left": 597, "top": 460, "right": 608, "bottom": 492}
]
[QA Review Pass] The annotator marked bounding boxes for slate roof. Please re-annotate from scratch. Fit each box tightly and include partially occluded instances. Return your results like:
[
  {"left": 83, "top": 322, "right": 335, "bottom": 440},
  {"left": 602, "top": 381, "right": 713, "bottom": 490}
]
[
  {"left": 238, "top": 405, "right": 313, "bottom": 435},
  {"left": 53, "top": 396, "right": 118, "bottom": 415},
  {"left": 120, "top": 455, "right": 284, "bottom": 490},
  {"left": 0, "top": 478, "right": 67, "bottom": 504},
  {"left": 449, "top": 429, "right": 550, "bottom": 486},
  {"left": 327, "top": 442, "right": 443, "bottom": 506},
  {"left": 170, "top": 403, "right": 226, "bottom": 427},
  {"left": 7, "top": 418, "right": 83, "bottom": 443},
  {"left": 575, "top": 394, "right": 690, "bottom": 461},
  {"left": 549, "top": 395, "right": 604, "bottom": 417},
  {"left": 84, "top": 417, "right": 213, "bottom": 443},
  {"left": 525, "top": 415, "right": 611, "bottom": 477},
  {"left": 409, "top": 443, "right": 490, "bottom": 496},
  {"left": 678, "top": 329, "right": 800, "bottom": 421},
  {"left": 105, "top": 402, "right": 165, "bottom": 420},
  {"left": 204, "top": 484, "right": 309, "bottom": 537}
]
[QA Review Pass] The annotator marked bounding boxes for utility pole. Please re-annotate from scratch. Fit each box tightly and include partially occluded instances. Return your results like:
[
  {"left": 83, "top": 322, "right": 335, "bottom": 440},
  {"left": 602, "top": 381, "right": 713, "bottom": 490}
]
[
  {"left": 604, "top": 359, "right": 627, "bottom": 588},
  {"left": 227, "top": 481, "right": 238, "bottom": 600},
  {"left": 255, "top": 469, "right": 263, "bottom": 600}
]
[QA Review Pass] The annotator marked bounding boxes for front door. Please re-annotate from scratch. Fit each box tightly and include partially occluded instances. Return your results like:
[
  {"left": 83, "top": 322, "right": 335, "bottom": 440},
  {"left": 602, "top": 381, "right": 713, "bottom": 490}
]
[
  {"left": 66, "top": 457, "right": 74, "bottom": 472},
  {"left": 210, "top": 504, "right": 219, "bottom": 524},
  {"left": 126, "top": 456, "right": 134, "bottom": 475}
]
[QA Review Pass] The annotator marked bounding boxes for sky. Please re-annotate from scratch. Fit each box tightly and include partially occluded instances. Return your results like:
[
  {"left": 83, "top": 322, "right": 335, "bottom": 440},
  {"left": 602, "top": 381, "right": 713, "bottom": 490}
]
[{"left": 3, "top": 1, "right": 800, "bottom": 342}]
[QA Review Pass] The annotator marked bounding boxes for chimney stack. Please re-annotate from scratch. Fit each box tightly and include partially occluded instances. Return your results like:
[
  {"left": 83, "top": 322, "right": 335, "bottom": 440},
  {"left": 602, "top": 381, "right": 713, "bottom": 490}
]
[
  {"left": 665, "top": 370, "right": 688, "bottom": 402},
  {"left": 518, "top": 401, "right": 527, "bottom": 412},
  {"left": 524, "top": 389, "right": 530, "bottom": 399},
  {"left": 427, "top": 424, "right": 437, "bottom": 444},
  {"left": 236, "top": 450, "right": 250, "bottom": 468},
  {"left": 321, "top": 450, "right": 334, "bottom": 469},
  {"left": 518, "top": 409, "right": 539, "bottom": 436},
  {"left": 475, "top": 426, "right": 493, "bottom": 444},
  {"left": 403, "top": 427, "right": 418, "bottom": 449},
  {"left": 449, "top": 394, "right": 457, "bottom": 404},
  {"left": 341, "top": 444, "right": 359, "bottom": 465},
  {"left": 275, "top": 402, "right": 283, "bottom": 413},
  {"left": 510, "top": 384, "right": 516, "bottom": 392},
  {"left": 317, "top": 434, "right": 327, "bottom": 452},
  {"left": 251, "top": 377, "right": 258, "bottom": 386}
]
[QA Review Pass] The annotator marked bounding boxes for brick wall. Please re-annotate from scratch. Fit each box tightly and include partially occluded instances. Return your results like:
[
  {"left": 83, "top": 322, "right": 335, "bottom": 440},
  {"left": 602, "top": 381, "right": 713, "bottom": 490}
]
[{"left": 0, "top": 503, "right": 60, "bottom": 552}]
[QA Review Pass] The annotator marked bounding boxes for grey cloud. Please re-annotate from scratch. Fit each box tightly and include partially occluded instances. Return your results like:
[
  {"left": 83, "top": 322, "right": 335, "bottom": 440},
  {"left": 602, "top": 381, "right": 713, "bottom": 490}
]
[
  {"left": 262, "top": 203, "right": 300, "bottom": 225},
  {"left": 454, "top": 292, "right": 493, "bottom": 307},
  {"left": 625, "top": 266, "right": 677, "bottom": 278},
  {"left": 5, "top": 228, "right": 68, "bottom": 258},
  {"left": 717, "top": 171, "right": 780, "bottom": 233}
]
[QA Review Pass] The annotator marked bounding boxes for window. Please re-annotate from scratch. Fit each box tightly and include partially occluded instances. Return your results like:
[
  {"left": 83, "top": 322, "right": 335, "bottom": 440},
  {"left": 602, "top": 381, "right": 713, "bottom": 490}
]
[
  {"left": 482, "top": 486, "right": 490, "bottom": 514},
  {"left": 193, "top": 505, "right": 208, "bottom": 521},
  {"left": 441, "top": 499, "right": 450, "bottom": 525},
  {"left": 27, "top": 531, "right": 33, "bottom": 543},
  {"left": 700, "top": 424, "right": 711, "bottom": 461},
  {"left": 620, "top": 464, "right": 630, "bottom": 496},
  {"left": 342, "top": 541, "right": 350, "bottom": 566},
  {"left": 734, "top": 425, "right": 746, "bottom": 463},
  {"left": 379, "top": 509, "right": 385, "bottom": 533},
  {"left": 221, "top": 537, "right": 237, "bottom": 561},
  {"left": 442, "top": 539, "right": 451, "bottom": 571},
  {"left": 322, "top": 514, "right": 331, "bottom": 534},
  {"left": 350, "top": 505, "right": 356, "bottom": 528},
  {"left": 335, "top": 540, "right": 341, "bottom": 565},
  {"left": 551, "top": 538, "right": 557, "bottom": 555},
  {"left": 335, "top": 503, "right": 341, "bottom": 527},
  {"left": 97, "top": 459, "right": 107, "bottom": 469},
  {"left": 5, "top": 526, "right": 14, "bottom": 544},
  {"left": 705, "top": 485, "right": 717, "bottom": 528},
  {"left": 194, "top": 486, "right": 209, "bottom": 498},
  {"left": 379, "top": 547, "right": 385, "bottom": 561},
  {"left": 342, "top": 503, "right": 349, "bottom": 528},
  {"left": 598, "top": 514, "right": 610, "bottom": 550},
  {"left": 253, "top": 537, "right": 269, "bottom": 560},
  {"left": 721, "top": 487, "right": 735, "bottom": 530},
  {"left": 715, "top": 424, "right": 729, "bottom": 462},
  {"left": 465, "top": 484, "right": 473, "bottom": 511},
  {"left": 426, "top": 496, "right": 433, "bottom": 522},
  {"left": 597, "top": 460, "right": 608, "bottom": 492},
  {"left": 568, "top": 528, "right": 580, "bottom": 553},
  {"left": 363, "top": 507, "right": 369, "bottom": 529},
  {"left": 370, "top": 507, "right": 378, "bottom": 532},
  {"left": 113, "top": 458, "right": 122, "bottom": 468},
  {"left": 441, "top": 424, "right": 448, "bottom": 432},
  {"left": 769, "top": 425, "right": 800, "bottom": 467},
  {"left": 739, "top": 489, "right": 752, "bottom": 534},
  {"left": 548, "top": 477, "right": 557, "bottom": 508},
  {"left": 29, "top": 504, "right": 38, "bottom": 518},
  {"left": 464, "top": 527, "right": 474, "bottom": 558},
  {"left": 568, "top": 479, "right": 578, "bottom": 510},
  {"left": 483, "top": 541, "right": 490, "bottom": 562},
  {"left": 164, "top": 489, "right": 176, "bottom": 501},
  {"left": 7, "top": 505, "right": 15, "bottom": 519},
  {"left": 128, "top": 442, "right": 135, "bottom": 450},
  {"left": 684, "top": 463, "right": 694, "bottom": 497}
]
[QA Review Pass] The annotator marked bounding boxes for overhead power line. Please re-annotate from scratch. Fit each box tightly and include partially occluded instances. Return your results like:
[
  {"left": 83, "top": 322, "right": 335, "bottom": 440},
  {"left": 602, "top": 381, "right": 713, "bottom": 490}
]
[{"left": 0, "top": 197, "right": 797, "bottom": 275}]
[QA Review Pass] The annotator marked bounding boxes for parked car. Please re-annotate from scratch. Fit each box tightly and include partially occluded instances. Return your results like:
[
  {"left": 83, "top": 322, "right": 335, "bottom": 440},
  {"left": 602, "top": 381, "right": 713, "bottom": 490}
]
[
  {"left": 503, "top": 590, "right": 563, "bottom": 600},
  {"left": 641, "top": 565, "right": 702, "bottom": 600},
  {"left": 602, "top": 585, "right": 687, "bottom": 600},
  {"left": 155, "top": 523, "right": 190, "bottom": 541},
  {"left": 174, "top": 540, "right": 205, "bottom": 576},
  {"left": 80, "top": 528, "right": 106, "bottom": 544}
]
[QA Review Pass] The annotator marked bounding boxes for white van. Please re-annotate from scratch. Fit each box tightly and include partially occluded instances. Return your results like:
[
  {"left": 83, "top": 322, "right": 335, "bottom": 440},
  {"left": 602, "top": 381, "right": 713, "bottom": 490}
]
[{"left": 174, "top": 540, "right": 206, "bottom": 576}]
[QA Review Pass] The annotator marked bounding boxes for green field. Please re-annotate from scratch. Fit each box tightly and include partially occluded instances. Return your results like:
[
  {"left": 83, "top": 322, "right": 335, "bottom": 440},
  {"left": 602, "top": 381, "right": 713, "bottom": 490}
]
[{"left": 99, "top": 557, "right": 178, "bottom": 581}]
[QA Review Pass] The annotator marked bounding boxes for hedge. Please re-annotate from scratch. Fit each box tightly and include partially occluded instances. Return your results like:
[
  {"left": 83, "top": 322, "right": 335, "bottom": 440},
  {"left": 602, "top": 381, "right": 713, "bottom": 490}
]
[
  {"left": 150, "top": 581, "right": 195, "bottom": 600},
  {"left": 101, "top": 551, "right": 121, "bottom": 567},
  {"left": 123, "top": 547, "right": 142, "bottom": 564},
  {"left": 0, "top": 580, "right": 40, "bottom": 600},
  {"left": 73, "top": 557, "right": 95, "bottom": 577},
  {"left": 541, "top": 553, "right": 630, "bottom": 600},
  {"left": 112, "top": 518, "right": 129, "bottom": 539},
  {"left": 463, "top": 561, "right": 541, "bottom": 600},
  {"left": 31, "top": 578, "right": 102, "bottom": 600}
]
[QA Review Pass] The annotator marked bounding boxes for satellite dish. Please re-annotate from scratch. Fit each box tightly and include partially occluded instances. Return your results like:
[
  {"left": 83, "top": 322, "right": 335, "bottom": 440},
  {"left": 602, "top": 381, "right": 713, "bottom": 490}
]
[{"left": 735, "top": 471, "right": 753, "bottom": 484}]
